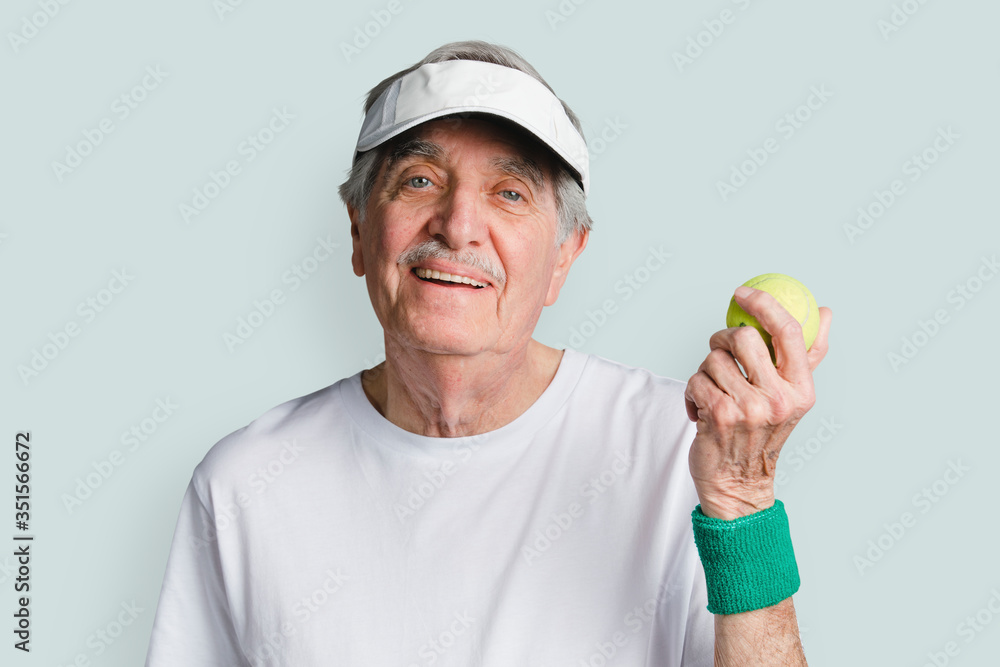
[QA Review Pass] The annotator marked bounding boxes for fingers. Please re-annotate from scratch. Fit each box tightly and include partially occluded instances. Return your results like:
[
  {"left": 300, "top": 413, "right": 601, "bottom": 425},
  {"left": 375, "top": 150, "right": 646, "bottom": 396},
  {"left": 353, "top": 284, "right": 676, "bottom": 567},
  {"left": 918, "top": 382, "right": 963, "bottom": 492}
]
[
  {"left": 686, "top": 335, "right": 770, "bottom": 426},
  {"left": 687, "top": 291, "right": 831, "bottom": 426},
  {"left": 684, "top": 370, "right": 723, "bottom": 427},
  {"left": 685, "top": 396, "right": 698, "bottom": 422},
  {"left": 730, "top": 286, "right": 811, "bottom": 382},
  {"left": 686, "top": 363, "right": 777, "bottom": 432},
  {"left": 709, "top": 325, "right": 776, "bottom": 387}
]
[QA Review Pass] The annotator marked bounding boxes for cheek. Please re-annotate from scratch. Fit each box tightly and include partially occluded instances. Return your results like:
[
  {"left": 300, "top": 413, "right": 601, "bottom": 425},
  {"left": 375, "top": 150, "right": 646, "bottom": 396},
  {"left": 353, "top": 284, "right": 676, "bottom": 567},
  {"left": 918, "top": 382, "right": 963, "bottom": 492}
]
[
  {"left": 365, "top": 212, "right": 423, "bottom": 294},
  {"left": 501, "top": 243, "right": 558, "bottom": 298},
  {"left": 365, "top": 218, "right": 404, "bottom": 268},
  {"left": 377, "top": 205, "right": 424, "bottom": 247}
]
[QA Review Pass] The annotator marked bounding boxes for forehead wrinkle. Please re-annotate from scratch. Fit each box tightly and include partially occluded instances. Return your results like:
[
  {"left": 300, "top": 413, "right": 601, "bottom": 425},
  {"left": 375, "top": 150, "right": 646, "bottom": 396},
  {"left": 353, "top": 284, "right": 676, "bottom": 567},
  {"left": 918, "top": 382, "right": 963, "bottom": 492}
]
[{"left": 381, "top": 131, "right": 548, "bottom": 194}]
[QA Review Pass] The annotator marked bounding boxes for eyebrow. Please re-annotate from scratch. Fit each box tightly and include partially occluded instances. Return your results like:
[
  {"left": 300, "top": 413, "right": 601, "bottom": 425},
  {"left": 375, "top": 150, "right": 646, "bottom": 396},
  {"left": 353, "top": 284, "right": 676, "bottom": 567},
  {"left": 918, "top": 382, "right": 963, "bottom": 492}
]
[
  {"left": 385, "top": 138, "right": 444, "bottom": 173},
  {"left": 488, "top": 155, "right": 546, "bottom": 190},
  {"left": 383, "top": 138, "right": 546, "bottom": 190}
]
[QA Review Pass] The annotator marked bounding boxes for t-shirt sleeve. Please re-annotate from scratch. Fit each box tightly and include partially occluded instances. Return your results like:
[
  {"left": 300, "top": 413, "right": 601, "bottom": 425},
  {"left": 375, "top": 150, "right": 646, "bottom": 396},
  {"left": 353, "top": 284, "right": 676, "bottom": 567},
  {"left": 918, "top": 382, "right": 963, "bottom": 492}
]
[
  {"left": 145, "top": 480, "right": 248, "bottom": 666},
  {"left": 681, "top": 552, "right": 715, "bottom": 667}
]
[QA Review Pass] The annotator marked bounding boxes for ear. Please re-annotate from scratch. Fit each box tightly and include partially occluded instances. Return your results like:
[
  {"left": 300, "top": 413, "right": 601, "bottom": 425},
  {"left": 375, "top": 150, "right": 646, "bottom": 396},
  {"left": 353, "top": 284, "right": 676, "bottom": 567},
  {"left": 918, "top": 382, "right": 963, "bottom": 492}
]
[
  {"left": 348, "top": 204, "right": 365, "bottom": 277},
  {"left": 544, "top": 226, "right": 589, "bottom": 307}
]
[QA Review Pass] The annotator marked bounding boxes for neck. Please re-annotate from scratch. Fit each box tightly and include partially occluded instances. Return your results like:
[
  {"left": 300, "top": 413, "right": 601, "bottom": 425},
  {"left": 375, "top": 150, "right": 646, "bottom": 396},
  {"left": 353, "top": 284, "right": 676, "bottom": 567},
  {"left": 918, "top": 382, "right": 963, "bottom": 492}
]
[{"left": 361, "top": 338, "right": 564, "bottom": 437}]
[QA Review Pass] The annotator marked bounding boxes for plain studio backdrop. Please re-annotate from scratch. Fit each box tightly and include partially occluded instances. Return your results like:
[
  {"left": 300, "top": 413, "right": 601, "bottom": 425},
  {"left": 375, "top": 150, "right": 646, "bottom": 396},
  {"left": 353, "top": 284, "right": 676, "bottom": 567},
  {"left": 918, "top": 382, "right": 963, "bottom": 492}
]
[{"left": 2, "top": 1, "right": 999, "bottom": 665}]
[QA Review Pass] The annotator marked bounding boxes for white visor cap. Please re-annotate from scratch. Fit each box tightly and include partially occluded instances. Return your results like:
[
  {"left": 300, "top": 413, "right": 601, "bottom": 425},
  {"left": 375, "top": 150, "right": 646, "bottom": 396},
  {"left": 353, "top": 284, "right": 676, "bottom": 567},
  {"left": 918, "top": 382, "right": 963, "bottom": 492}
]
[{"left": 354, "top": 60, "right": 590, "bottom": 196}]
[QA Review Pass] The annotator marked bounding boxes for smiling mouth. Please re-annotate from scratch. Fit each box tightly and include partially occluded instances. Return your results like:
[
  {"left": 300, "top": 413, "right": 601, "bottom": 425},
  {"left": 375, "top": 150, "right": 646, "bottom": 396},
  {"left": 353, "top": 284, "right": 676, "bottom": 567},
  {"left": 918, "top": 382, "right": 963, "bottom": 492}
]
[{"left": 412, "top": 267, "right": 487, "bottom": 289}]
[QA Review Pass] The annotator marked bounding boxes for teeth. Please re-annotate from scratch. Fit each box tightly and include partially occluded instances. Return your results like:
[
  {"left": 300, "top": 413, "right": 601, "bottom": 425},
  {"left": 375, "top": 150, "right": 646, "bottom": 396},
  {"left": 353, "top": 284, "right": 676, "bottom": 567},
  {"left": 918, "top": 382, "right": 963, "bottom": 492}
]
[{"left": 415, "top": 267, "right": 487, "bottom": 288}]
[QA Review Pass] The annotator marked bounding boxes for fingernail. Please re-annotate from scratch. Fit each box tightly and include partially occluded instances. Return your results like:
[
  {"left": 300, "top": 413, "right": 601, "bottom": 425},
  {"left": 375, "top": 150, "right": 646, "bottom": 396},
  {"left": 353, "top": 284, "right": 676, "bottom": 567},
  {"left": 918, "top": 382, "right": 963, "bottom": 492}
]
[{"left": 735, "top": 286, "right": 753, "bottom": 299}]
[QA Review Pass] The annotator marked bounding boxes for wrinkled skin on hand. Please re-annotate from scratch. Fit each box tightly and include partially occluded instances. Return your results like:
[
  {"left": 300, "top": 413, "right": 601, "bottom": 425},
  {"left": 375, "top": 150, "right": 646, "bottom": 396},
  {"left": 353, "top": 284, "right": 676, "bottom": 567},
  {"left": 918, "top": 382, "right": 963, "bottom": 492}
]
[{"left": 685, "top": 285, "right": 833, "bottom": 520}]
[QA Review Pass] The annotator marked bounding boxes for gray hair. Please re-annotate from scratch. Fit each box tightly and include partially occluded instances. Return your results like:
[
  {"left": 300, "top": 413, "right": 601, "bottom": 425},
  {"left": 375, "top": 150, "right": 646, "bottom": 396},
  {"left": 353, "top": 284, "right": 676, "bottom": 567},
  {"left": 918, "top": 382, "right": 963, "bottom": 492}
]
[{"left": 337, "top": 40, "right": 593, "bottom": 246}]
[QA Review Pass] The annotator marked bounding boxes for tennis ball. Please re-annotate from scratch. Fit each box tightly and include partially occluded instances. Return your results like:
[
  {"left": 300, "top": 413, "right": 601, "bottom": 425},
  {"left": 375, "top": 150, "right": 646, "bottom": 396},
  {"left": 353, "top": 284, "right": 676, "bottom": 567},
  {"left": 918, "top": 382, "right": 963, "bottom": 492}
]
[{"left": 726, "top": 273, "right": 820, "bottom": 358}]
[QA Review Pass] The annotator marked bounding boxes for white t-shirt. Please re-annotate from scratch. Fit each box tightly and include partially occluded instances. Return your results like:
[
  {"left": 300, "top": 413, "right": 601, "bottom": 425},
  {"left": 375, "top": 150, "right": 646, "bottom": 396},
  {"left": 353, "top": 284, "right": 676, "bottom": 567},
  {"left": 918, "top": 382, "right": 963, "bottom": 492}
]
[{"left": 145, "top": 349, "right": 714, "bottom": 666}]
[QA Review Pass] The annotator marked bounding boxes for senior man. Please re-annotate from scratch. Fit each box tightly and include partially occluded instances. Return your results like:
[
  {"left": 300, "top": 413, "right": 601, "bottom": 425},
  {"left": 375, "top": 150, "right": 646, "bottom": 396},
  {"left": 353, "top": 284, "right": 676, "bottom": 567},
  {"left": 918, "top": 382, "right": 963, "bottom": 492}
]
[{"left": 146, "top": 40, "right": 831, "bottom": 666}]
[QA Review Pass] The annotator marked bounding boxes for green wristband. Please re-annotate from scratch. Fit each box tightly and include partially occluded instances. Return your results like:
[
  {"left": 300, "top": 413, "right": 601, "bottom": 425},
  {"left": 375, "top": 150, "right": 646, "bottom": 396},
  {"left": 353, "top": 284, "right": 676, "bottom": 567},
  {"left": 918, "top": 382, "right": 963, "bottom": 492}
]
[{"left": 691, "top": 499, "right": 800, "bottom": 615}]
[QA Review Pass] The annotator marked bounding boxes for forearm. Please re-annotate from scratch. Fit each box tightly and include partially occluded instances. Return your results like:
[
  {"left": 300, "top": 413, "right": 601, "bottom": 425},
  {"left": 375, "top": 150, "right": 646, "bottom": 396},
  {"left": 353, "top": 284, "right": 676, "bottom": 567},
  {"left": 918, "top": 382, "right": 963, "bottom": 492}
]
[
  {"left": 695, "top": 496, "right": 808, "bottom": 666},
  {"left": 683, "top": 285, "right": 832, "bottom": 667},
  {"left": 714, "top": 597, "right": 806, "bottom": 667}
]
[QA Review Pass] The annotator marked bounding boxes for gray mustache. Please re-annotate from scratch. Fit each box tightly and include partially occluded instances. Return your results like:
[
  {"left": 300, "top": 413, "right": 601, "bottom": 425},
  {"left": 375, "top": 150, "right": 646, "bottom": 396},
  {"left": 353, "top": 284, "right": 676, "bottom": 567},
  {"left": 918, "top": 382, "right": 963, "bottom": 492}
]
[{"left": 398, "top": 239, "right": 506, "bottom": 287}]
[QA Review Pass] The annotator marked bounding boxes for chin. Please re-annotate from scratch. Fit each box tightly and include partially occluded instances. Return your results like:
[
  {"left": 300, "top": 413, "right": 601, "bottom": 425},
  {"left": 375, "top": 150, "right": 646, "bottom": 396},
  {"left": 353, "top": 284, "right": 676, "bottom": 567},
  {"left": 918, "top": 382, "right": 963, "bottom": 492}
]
[{"left": 402, "top": 326, "right": 492, "bottom": 356}]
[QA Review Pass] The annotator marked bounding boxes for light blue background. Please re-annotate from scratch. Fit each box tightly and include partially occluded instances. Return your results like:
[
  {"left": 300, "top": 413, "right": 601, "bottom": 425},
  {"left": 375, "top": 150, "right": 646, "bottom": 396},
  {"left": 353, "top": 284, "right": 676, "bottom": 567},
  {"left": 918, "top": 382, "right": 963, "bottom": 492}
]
[{"left": 2, "top": 0, "right": 999, "bottom": 665}]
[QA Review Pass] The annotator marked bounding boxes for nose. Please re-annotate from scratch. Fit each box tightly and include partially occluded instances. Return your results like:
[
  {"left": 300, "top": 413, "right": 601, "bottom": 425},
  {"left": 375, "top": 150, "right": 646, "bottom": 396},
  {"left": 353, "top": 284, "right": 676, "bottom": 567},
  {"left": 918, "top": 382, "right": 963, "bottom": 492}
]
[{"left": 426, "top": 179, "right": 487, "bottom": 250}]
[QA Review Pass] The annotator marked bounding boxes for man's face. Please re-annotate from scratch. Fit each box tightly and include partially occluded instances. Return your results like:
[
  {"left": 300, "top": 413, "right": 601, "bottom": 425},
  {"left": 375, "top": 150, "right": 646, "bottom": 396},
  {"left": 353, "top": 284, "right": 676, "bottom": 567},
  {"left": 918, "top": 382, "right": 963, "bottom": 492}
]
[{"left": 348, "top": 117, "right": 588, "bottom": 358}]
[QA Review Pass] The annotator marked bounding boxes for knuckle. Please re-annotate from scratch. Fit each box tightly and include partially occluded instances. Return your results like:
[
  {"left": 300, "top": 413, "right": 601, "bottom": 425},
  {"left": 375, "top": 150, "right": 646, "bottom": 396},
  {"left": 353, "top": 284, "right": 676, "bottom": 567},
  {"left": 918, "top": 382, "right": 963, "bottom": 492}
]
[
  {"left": 776, "top": 318, "right": 803, "bottom": 340},
  {"left": 768, "top": 394, "right": 793, "bottom": 422},
  {"left": 801, "top": 389, "right": 817, "bottom": 413},
  {"left": 743, "top": 399, "right": 768, "bottom": 427},
  {"left": 712, "top": 400, "right": 739, "bottom": 429},
  {"left": 706, "top": 348, "right": 731, "bottom": 366},
  {"left": 733, "top": 326, "right": 762, "bottom": 346}
]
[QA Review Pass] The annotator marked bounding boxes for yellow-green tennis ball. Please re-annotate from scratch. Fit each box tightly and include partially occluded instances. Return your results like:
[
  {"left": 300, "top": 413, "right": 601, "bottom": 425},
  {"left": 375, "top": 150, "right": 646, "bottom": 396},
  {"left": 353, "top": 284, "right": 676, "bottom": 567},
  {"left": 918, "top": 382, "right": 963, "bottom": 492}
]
[{"left": 726, "top": 273, "right": 820, "bottom": 357}]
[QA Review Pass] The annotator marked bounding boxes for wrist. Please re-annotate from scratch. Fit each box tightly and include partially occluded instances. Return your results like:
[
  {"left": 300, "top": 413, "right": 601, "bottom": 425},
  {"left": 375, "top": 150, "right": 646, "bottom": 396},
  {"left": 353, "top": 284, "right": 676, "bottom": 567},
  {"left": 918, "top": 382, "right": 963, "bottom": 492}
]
[
  {"left": 691, "top": 499, "right": 800, "bottom": 615},
  {"left": 696, "top": 487, "right": 775, "bottom": 521}
]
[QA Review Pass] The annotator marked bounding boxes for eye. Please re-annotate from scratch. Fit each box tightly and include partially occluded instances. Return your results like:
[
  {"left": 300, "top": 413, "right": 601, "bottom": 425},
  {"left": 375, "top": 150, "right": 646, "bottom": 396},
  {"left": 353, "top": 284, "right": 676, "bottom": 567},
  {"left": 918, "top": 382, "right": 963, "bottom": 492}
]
[
  {"left": 500, "top": 190, "right": 523, "bottom": 202},
  {"left": 406, "top": 176, "right": 432, "bottom": 189}
]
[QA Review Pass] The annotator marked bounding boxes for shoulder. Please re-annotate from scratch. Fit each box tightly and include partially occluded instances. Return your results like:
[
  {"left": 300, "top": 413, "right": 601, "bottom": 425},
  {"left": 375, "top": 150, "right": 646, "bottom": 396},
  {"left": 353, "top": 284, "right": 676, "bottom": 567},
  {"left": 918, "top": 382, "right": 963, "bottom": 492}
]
[
  {"left": 576, "top": 351, "right": 689, "bottom": 409},
  {"left": 189, "top": 378, "right": 350, "bottom": 496},
  {"left": 560, "top": 350, "right": 695, "bottom": 453},
  {"left": 579, "top": 351, "right": 687, "bottom": 387}
]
